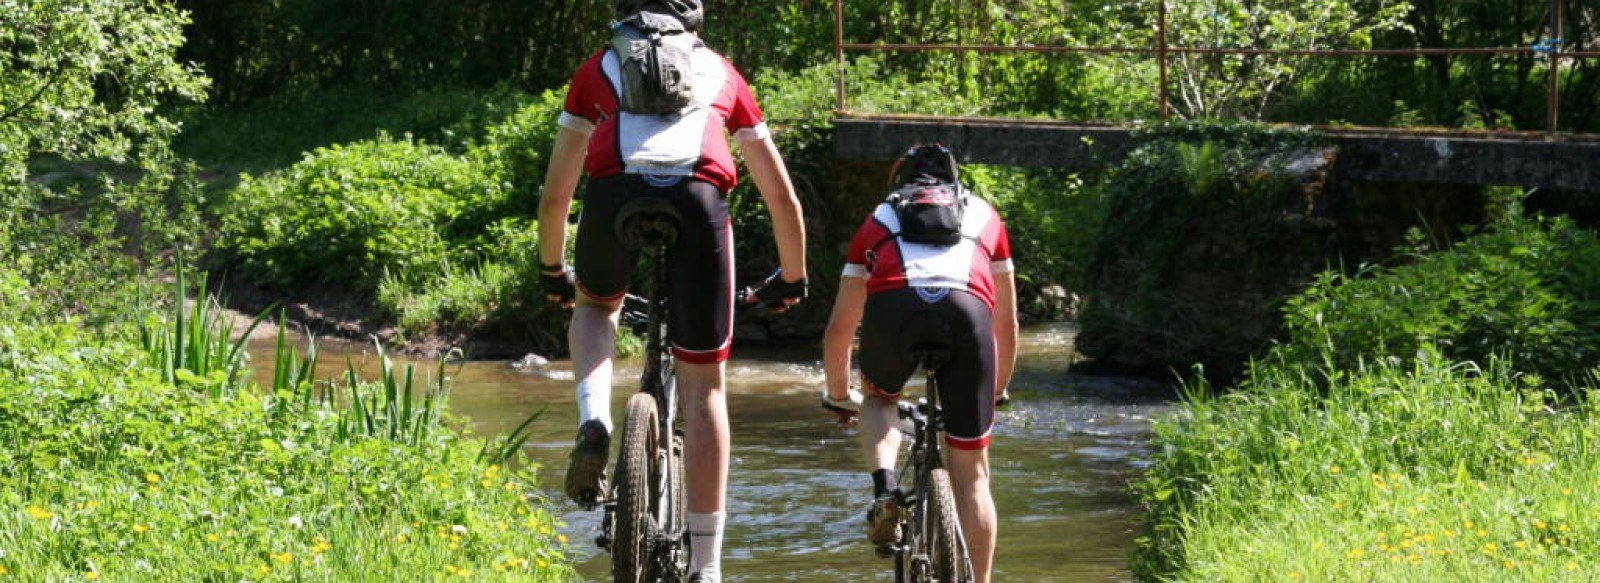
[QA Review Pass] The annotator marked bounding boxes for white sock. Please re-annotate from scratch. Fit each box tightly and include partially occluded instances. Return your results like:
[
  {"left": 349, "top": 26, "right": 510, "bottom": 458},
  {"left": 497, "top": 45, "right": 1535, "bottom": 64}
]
[
  {"left": 576, "top": 377, "right": 612, "bottom": 434},
  {"left": 688, "top": 511, "right": 726, "bottom": 581}
]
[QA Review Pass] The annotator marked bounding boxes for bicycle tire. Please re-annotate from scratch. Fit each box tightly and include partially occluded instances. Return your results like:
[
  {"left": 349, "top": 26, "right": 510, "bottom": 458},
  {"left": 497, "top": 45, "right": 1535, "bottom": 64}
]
[
  {"left": 614, "top": 393, "right": 661, "bottom": 583},
  {"left": 926, "top": 468, "right": 966, "bottom": 582}
]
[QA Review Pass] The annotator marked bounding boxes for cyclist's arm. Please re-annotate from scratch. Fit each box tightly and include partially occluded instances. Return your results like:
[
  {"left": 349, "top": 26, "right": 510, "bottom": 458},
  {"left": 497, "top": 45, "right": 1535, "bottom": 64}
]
[
  {"left": 537, "top": 126, "right": 589, "bottom": 267},
  {"left": 823, "top": 275, "right": 868, "bottom": 400},
  {"left": 740, "top": 136, "right": 807, "bottom": 283},
  {"left": 993, "top": 266, "right": 1019, "bottom": 400}
]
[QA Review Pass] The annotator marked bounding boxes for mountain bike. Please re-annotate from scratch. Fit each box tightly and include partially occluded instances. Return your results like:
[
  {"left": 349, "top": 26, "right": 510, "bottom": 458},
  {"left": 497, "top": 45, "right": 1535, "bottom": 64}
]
[
  {"left": 594, "top": 197, "right": 690, "bottom": 583},
  {"left": 890, "top": 343, "right": 975, "bottom": 583}
]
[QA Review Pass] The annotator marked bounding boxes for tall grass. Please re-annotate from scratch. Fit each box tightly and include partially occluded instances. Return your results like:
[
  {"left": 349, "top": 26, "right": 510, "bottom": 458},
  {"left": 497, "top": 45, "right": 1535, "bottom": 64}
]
[
  {"left": 138, "top": 268, "right": 268, "bottom": 398},
  {"left": 1135, "top": 351, "right": 1600, "bottom": 581},
  {"left": 0, "top": 268, "right": 576, "bottom": 580}
]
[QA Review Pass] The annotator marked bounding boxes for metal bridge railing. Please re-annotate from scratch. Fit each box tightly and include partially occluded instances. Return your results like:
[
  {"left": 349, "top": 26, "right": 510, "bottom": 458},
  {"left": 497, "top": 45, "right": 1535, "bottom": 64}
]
[{"left": 831, "top": 0, "right": 1597, "bottom": 133}]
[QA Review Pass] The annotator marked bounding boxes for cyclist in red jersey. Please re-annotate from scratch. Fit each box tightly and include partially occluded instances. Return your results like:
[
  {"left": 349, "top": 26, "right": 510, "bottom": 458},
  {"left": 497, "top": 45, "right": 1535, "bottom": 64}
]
[
  {"left": 535, "top": 2, "right": 808, "bottom": 581},
  {"left": 821, "top": 144, "right": 1018, "bottom": 583}
]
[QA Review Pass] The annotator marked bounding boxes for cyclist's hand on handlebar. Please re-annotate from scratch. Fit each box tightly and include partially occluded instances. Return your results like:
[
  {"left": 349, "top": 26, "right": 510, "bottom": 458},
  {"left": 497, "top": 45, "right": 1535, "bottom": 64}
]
[
  {"left": 540, "top": 262, "right": 575, "bottom": 309},
  {"left": 741, "top": 269, "right": 807, "bottom": 313},
  {"left": 820, "top": 387, "right": 863, "bottom": 428}
]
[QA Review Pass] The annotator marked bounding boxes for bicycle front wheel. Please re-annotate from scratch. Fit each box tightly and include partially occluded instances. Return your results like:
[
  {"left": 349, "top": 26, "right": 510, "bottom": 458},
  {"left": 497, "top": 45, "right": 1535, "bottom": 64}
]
[
  {"left": 613, "top": 393, "right": 662, "bottom": 583},
  {"left": 926, "top": 468, "right": 967, "bottom": 582}
]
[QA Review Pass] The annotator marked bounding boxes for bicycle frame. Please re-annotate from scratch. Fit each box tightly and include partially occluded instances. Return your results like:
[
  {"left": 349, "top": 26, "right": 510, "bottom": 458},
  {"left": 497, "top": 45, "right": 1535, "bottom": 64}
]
[{"left": 893, "top": 353, "right": 976, "bottom": 583}]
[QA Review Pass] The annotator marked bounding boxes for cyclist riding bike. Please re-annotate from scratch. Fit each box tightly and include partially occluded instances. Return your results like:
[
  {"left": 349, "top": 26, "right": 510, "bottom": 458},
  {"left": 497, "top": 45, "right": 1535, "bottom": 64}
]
[
  {"left": 820, "top": 144, "right": 1018, "bottom": 583},
  {"left": 536, "top": 2, "right": 807, "bottom": 581}
]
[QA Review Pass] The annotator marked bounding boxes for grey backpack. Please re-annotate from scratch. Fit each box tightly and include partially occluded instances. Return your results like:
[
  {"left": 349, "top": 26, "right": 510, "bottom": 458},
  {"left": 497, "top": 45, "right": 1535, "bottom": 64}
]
[{"left": 610, "top": 11, "right": 698, "bottom": 116}]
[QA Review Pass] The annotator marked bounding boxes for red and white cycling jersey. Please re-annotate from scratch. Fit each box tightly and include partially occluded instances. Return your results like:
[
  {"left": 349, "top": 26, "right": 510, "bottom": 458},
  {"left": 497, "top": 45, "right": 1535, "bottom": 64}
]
[
  {"left": 843, "top": 195, "right": 1014, "bottom": 307},
  {"left": 557, "top": 43, "right": 769, "bottom": 194}
]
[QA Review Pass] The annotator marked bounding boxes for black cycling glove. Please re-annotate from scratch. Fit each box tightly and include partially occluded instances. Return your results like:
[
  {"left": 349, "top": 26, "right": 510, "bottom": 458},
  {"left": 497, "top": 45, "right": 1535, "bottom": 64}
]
[
  {"left": 744, "top": 269, "right": 807, "bottom": 308},
  {"left": 540, "top": 262, "right": 575, "bottom": 306}
]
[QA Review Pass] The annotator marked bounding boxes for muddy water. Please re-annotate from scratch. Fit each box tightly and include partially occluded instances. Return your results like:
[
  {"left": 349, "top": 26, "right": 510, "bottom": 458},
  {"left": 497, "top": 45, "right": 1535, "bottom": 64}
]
[{"left": 254, "top": 322, "right": 1165, "bottom": 582}]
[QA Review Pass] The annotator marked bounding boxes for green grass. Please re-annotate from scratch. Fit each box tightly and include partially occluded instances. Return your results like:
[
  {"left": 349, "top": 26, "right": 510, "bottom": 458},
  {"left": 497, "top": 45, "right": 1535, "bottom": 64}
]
[
  {"left": 0, "top": 269, "right": 575, "bottom": 580},
  {"left": 1135, "top": 352, "right": 1600, "bottom": 581}
]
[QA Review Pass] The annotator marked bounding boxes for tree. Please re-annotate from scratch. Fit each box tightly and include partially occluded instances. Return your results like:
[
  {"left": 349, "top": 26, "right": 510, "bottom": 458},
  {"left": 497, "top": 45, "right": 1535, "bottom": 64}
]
[
  {"left": 1165, "top": 0, "right": 1413, "bottom": 119},
  {"left": 0, "top": 0, "right": 208, "bottom": 182}
]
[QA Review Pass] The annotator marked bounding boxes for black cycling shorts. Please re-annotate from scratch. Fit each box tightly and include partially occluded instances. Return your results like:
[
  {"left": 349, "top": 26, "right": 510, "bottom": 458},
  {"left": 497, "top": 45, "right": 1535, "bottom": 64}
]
[
  {"left": 574, "top": 174, "right": 734, "bottom": 364},
  {"left": 858, "top": 286, "right": 996, "bottom": 450}
]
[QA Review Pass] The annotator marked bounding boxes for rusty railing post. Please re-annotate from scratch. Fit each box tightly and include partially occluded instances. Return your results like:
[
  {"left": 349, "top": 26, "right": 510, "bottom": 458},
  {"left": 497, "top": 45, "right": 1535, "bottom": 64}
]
[
  {"left": 834, "top": 0, "right": 848, "bottom": 113},
  {"left": 1546, "top": 0, "right": 1561, "bottom": 133},
  {"left": 1158, "top": 0, "right": 1170, "bottom": 119}
]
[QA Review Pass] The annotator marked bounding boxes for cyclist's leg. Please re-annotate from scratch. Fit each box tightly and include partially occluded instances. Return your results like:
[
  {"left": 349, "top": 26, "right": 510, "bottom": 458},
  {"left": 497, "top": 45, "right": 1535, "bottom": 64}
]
[
  {"left": 664, "top": 179, "right": 733, "bottom": 581},
  {"left": 565, "top": 176, "right": 640, "bottom": 503},
  {"left": 936, "top": 291, "right": 998, "bottom": 583},
  {"left": 858, "top": 290, "right": 920, "bottom": 479},
  {"left": 946, "top": 448, "right": 995, "bottom": 583}
]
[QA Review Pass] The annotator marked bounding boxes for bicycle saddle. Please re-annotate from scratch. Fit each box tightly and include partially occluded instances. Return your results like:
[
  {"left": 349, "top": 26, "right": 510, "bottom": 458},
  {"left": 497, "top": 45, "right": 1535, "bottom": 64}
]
[
  {"left": 898, "top": 312, "right": 954, "bottom": 369},
  {"left": 614, "top": 197, "right": 683, "bottom": 251}
]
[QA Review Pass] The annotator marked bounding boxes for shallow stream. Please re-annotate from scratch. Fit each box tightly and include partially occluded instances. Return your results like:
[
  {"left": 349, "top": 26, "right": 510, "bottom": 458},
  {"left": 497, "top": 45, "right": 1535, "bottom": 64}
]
[{"left": 260, "top": 322, "right": 1165, "bottom": 581}]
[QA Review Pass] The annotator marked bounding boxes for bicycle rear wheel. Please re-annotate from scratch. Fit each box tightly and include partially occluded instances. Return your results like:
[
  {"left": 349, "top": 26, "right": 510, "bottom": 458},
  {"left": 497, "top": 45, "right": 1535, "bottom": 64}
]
[
  {"left": 613, "top": 393, "right": 661, "bottom": 583},
  {"left": 926, "top": 468, "right": 967, "bottom": 582}
]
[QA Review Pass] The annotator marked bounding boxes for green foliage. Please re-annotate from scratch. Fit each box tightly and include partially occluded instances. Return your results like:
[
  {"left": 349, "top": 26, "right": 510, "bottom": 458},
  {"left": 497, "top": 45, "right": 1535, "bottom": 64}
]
[
  {"left": 1133, "top": 351, "right": 1600, "bottom": 579},
  {"left": 138, "top": 269, "right": 266, "bottom": 398},
  {"left": 1078, "top": 121, "right": 1330, "bottom": 377},
  {"left": 0, "top": 265, "right": 577, "bottom": 580},
  {"left": 175, "top": 85, "right": 536, "bottom": 173},
  {"left": 0, "top": 0, "right": 208, "bottom": 181},
  {"left": 215, "top": 135, "right": 502, "bottom": 291},
  {"left": 1276, "top": 214, "right": 1600, "bottom": 386},
  {"left": 1165, "top": 0, "right": 1413, "bottom": 119}
]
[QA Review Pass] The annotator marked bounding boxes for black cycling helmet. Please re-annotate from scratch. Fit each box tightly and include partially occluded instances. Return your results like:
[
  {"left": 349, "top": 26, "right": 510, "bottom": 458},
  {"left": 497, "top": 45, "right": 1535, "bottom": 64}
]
[
  {"left": 616, "top": 0, "right": 703, "bottom": 31},
  {"left": 887, "top": 143, "right": 961, "bottom": 187}
]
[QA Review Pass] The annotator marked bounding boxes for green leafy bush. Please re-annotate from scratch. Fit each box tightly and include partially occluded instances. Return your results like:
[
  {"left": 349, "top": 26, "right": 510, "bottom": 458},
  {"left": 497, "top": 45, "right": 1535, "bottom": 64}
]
[
  {"left": 1077, "top": 121, "right": 1331, "bottom": 378},
  {"left": 216, "top": 135, "right": 502, "bottom": 291},
  {"left": 1277, "top": 214, "right": 1600, "bottom": 385}
]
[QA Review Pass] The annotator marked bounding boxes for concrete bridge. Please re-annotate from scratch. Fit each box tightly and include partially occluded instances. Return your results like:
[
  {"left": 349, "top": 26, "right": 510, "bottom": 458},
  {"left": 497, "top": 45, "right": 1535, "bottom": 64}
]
[{"left": 834, "top": 114, "right": 1600, "bottom": 191}]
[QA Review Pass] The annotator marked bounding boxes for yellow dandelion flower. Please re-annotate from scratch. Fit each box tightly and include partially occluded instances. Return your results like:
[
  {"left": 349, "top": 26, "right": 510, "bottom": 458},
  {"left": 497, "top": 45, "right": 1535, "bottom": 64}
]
[
  {"left": 1534, "top": 520, "right": 1548, "bottom": 530},
  {"left": 509, "top": 557, "right": 528, "bottom": 568},
  {"left": 1389, "top": 555, "right": 1402, "bottom": 564},
  {"left": 498, "top": 522, "right": 508, "bottom": 531},
  {"left": 86, "top": 500, "right": 99, "bottom": 508},
  {"left": 1562, "top": 488, "right": 1572, "bottom": 497},
  {"left": 1514, "top": 541, "right": 1527, "bottom": 549},
  {"left": 1483, "top": 542, "right": 1498, "bottom": 554},
  {"left": 1544, "top": 537, "right": 1554, "bottom": 545},
  {"left": 1567, "top": 561, "right": 1579, "bottom": 570},
  {"left": 272, "top": 552, "right": 293, "bottom": 563},
  {"left": 1288, "top": 572, "right": 1300, "bottom": 579},
  {"left": 85, "top": 571, "right": 99, "bottom": 580},
  {"left": 1558, "top": 524, "right": 1570, "bottom": 533},
  {"left": 145, "top": 473, "right": 161, "bottom": 484},
  {"left": 504, "top": 482, "right": 518, "bottom": 491},
  {"left": 1407, "top": 554, "right": 1421, "bottom": 566},
  {"left": 481, "top": 480, "right": 493, "bottom": 489},
  {"left": 537, "top": 558, "right": 549, "bottom": 568},
  {"left": 26, "top": 506, "right": 53, "bottom": 520},
  {"left": 396, "top": 534, "right": 410, "bottom": 543},
  {"left": 1477, "top": 529, "right": 1488, "bottom": 537},
  {"left": 1443, "top": 529, "right": 1455, "bottom": 538},
  {"left": 206, "top": 533, "right": 220, "bottom": 542},
  {"left": 1347, "top": 548, "right": 1365, "bottom": 559},
  {"left": 1329, "top": 466, "right": 1341, "bottom": 474},
  {"left": 1503, "top": 559, "right": 1516, "bottom": 569},
  {"left": 1463, "top": 520, "right": 1476, "bottom": 529},
  {"left": 0, "top": 565, "right": 9, "bottom": 575},
  {"left": 444, "top": 565, "right": 459, "bottom": 574},
  {"left": 450, "top": 543, "right": 461, "bottom": 550},
  {"left": 558, "top": 534, "right": 568, "bottom": 544},
  {"left": 257, "top": 565, "right": 271, "bottom": 576},
  {"left": 456, "top": 569, "right": 472, "bottom": 577},
  {"left": 132, "top": 524, "right": 149, "bottom": 533},
  {"left": 1331, "top": 503, "right": 1343, "bottom": 509}
]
